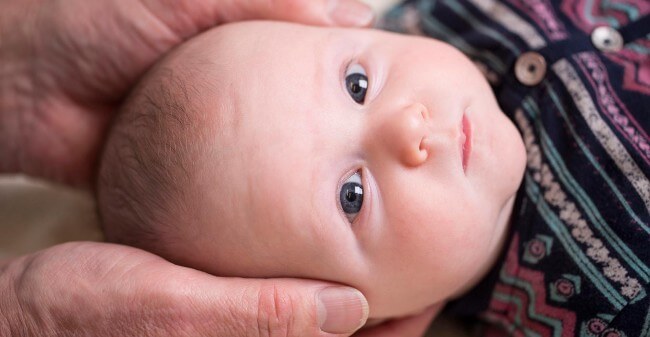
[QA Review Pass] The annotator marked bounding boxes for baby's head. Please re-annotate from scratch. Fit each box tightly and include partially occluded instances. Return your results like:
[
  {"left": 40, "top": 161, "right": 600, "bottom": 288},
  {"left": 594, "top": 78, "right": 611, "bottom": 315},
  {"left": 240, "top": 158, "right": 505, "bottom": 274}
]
[{"left": 97, "top": 21, "right": 526, "bottom": 319}]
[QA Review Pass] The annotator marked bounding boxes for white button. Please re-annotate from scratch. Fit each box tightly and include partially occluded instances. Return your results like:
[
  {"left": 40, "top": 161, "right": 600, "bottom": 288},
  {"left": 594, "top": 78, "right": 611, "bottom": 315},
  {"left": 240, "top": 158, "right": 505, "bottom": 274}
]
[
  {"left": 591, "top": 26, "right": 623, "bottom": 52},
  {"left": 515, "top": 51, "right": 547, "bottom": 86}
]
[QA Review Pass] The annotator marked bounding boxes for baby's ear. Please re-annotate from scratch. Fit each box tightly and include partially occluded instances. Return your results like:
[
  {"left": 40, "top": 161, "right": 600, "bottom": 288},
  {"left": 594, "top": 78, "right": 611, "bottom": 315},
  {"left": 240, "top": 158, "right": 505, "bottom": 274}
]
[{"left": 217, "top": 0, "right": 375, "bottom": 28}]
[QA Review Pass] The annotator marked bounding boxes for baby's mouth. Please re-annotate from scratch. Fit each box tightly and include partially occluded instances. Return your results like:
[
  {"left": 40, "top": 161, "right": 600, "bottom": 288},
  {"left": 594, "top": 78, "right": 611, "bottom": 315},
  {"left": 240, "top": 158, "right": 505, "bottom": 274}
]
[{"left": 460, "top": 113, "right": 472, "bottom": 174}]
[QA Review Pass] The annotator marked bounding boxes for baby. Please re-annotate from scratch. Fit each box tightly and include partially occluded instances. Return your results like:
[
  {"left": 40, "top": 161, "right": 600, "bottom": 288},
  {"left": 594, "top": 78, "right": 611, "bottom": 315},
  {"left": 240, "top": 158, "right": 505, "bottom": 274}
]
[{"left": 97, "top": 20, "right": 526, "bottom": 323}]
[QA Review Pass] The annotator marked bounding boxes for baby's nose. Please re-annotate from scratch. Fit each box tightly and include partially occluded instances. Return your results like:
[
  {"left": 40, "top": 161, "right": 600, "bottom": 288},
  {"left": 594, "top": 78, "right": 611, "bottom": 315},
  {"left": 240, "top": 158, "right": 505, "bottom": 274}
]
[{"left": 382, "top": 103, "right": 430, "bottom": 167}]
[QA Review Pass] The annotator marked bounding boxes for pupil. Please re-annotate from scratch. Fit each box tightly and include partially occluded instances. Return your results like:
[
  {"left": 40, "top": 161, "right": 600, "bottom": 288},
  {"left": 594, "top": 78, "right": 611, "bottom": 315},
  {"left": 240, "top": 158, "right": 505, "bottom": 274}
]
[
  {"left": 346, "top": 190, "right": 356, "bottom": 202},
  {"left": 345, "top": 73, "right": 368, "bottom": 104},
  {"left": 340, "top": 182, "right": 363, "bottom": 214}
]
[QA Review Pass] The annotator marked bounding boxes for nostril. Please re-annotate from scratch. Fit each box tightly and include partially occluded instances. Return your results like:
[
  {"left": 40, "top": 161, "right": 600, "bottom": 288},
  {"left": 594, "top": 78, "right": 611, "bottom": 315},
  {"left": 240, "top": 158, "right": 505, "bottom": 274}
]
[
  {"left": 420, "top": 107, "right": 430, "bottom": 120},
  {"left": 419, "top": 137, "right": 430, "bottom": 160}
]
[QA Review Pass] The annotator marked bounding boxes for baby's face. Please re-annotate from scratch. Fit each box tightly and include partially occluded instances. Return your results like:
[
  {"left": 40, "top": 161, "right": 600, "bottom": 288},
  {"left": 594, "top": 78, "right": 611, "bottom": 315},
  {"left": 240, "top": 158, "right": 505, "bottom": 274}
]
[{"left": 163, "top": 21, "right": 526, "bottom": 319}]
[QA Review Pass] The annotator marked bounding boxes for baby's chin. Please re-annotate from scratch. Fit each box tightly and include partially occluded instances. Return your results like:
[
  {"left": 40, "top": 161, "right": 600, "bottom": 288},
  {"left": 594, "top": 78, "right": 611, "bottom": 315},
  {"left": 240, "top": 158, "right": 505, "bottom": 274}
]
[
  {"left": 362, "top": 317, "right": 390, "bottom": 330},
  {"left": 362, "top": 301, "right": 446, "bottom": 330}
]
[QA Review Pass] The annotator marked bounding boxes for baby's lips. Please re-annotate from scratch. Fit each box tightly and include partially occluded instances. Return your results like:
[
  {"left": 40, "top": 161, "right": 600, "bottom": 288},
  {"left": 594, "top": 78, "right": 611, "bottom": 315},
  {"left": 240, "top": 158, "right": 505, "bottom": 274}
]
[{"left": 460, "top": 112, "right": 472, "bottom": 173}]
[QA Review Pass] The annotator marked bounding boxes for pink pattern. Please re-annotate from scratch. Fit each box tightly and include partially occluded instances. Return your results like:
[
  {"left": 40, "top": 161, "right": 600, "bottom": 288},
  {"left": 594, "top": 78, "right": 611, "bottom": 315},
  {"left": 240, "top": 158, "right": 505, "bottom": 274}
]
[
  {"left": 506, "top": 0, "right": 569, "bottom": 41},
  {"left": 559, "top": 0, "right": 650, "bottom": 95},
  {"left": 605, "top": 49, "right": 650, "bottom": 96},
  {"left": 561, "top": 0, "right": 650, "bottom": 33},
  {"left": 574, "top": 52, "right": 650, "bottom": 165},
  {"left": 483, "top": 235, "right": 577, "bottom": 337}
]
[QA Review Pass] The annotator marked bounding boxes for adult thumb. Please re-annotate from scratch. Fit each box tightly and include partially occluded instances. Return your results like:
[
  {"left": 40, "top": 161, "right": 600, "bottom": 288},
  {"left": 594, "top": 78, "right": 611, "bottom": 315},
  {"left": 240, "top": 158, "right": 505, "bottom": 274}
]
[
  {"left": 218, "top": 0, "right": 375, "bottom": 27},
  {"left": 204, "top": 277, "right": 369, "bottom": 337}
]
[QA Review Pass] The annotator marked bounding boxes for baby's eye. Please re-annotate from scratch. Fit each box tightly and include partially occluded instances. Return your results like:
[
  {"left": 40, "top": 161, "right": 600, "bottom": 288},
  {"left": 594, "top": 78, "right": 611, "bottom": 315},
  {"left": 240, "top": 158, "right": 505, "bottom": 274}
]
[
  {"left": 345, "top": 64, "right": 368, "bottom": 104},
  {"left": 340, "top": 171, "right": 364, "bottom": 223}
]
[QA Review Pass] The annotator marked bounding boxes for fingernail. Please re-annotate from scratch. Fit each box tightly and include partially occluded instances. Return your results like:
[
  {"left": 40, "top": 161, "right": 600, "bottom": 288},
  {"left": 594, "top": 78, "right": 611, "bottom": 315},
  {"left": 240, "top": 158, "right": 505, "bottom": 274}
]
[
  {"left": 317, "top": 287, "right": 369, "bottom": 334},
  {"left": 328, "top": 0, "right": 375, "bottom": 27}
]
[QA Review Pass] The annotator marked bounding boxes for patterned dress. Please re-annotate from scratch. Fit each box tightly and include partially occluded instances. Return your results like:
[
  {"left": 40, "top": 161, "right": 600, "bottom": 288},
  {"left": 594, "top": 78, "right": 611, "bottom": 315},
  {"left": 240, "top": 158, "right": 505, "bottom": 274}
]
[{"left": 381, "top": 1, "right": 649, "bottom": 336}]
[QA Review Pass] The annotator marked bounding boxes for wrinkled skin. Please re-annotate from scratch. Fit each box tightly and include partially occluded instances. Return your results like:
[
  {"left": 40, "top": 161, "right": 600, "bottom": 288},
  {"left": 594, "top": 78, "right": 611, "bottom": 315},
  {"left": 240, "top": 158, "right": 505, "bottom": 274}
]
[{"left": 0, "top": 242, "right": 436, "bottom": 337}]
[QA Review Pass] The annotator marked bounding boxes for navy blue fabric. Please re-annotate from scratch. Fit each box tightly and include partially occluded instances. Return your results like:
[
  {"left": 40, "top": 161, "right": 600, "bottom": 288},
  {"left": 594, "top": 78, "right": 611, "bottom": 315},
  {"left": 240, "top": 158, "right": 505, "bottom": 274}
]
[{"left": 381, "top": 1, "right": 650, "bottom": 336}]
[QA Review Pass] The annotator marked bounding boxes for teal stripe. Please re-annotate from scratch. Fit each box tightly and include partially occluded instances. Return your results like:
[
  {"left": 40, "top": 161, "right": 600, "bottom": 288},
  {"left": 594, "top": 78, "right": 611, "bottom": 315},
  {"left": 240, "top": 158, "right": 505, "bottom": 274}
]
[
  {"left": 522, "top": 98, "right": 650, "bottom": 282},
  {"left": 492, "top": 292, "right": 544, "bottom": 337},
  {"left": 584, "top": 0, "right": 643, "bottom": 27},
  {"left": 544, "top": 85, "right": 650, "bottom": 234},
  {"left": 496, "top": 270, "right": 566, "bottom": 336},
  {"left": 525, "top": 175, "right": 627, "bottom": 309},
  {"left": 491, "top": 292, "right": 524, "bottom": 335},
  {"left": 416, "top": 1, "right": 507, "bottom": 73},
  {"left": 538, "top": 124, "right": 650, "bottom": 282},
  {"left": 641, "top": 302, "right": 650, "bottom": 337},
  {"left": 628, "top": 43, "right": 650, "bottom": 55},
  {"left": 584, "top": 0, "right": 619, "bottom": 27},
  {"left": 602, "top": 0, "right": 640, "bottom": 21},
  {"left": 442, "top": 0, "right": 522, "bottom": 55}
]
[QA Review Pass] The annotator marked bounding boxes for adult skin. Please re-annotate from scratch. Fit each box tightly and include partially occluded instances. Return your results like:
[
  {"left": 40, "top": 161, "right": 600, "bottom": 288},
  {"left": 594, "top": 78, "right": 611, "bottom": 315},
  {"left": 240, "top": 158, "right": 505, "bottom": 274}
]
[{"left": 0, "top": 0, "right": 435, "bottom": 335}]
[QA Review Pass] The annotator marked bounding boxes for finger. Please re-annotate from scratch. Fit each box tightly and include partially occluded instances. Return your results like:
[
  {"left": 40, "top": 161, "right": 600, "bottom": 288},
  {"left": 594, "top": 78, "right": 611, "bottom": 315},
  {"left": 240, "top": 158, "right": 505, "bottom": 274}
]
[
  {"left": 219, "top": 0, "right": 375, "bottom": 27},
  {"left": 353, "top": 304, "right": 442, "bottom": 337},
  {"left": 140, "top": 0, "right": 375, "bottom": 39},
  {"left": 170, "top": 272, "right": 370, "bottom": 337}
]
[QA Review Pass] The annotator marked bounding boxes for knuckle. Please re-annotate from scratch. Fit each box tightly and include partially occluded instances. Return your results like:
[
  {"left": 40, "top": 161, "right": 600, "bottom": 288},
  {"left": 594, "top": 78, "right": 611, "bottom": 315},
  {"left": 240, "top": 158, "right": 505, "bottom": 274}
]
[{"left": 256, "top": 285, "right": 298, "bottom": 337}]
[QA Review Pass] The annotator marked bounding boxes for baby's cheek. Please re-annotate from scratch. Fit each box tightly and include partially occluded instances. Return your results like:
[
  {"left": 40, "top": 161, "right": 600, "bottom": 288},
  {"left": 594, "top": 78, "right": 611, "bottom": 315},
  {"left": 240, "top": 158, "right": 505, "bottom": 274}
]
[{"left": 425, "top": 207, "right": 495, "bottom": 273}]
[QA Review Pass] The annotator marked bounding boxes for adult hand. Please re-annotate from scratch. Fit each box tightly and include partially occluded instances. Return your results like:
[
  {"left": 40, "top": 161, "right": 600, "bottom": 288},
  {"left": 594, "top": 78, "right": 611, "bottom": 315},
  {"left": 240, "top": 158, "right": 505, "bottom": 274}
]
[
  {"left": 0, "top": 0, "right": 374, "bottom": 186},
  {"left": 0, "top": 242, "right": 369, "bottom": 336}
]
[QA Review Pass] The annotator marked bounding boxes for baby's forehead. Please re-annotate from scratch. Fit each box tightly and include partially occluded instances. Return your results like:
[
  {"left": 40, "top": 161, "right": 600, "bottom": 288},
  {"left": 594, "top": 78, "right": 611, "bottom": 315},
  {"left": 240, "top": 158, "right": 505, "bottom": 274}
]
[
  {"left": 156, "top": 24, "right": 329, "bottom": 111},
  {"left": 143, "top": 21, "right": 405, "bottom": 162},
  {"left": 146, "top": 21, "right": 396, "bottom": 146},
  {"left": 170, "top": 20, "right": 386, "bottom": 68}
]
